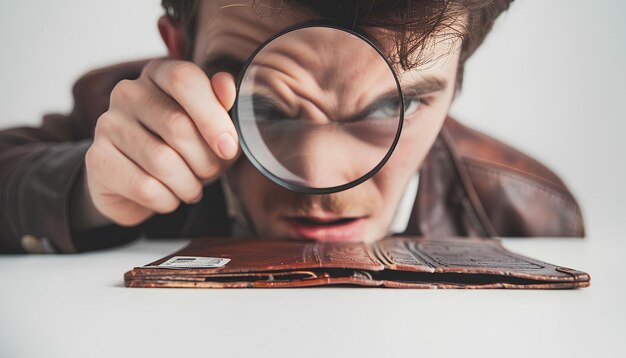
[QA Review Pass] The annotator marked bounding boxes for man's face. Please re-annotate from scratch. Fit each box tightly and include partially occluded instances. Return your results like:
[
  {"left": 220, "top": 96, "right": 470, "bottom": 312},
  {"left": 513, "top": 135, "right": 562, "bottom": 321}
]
[{"left": 191, "top": 1, "right": 461, "bottom": 242}]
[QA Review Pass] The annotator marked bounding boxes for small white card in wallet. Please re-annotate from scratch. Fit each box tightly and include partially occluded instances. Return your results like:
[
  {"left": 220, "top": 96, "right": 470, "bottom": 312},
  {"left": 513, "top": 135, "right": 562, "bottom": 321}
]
[{"left": 148, "top": 256, "right": 230, "bottom": 269}]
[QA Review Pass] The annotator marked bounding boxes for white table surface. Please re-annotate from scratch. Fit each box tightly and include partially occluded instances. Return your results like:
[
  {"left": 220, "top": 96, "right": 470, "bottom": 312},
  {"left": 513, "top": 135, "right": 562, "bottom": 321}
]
[{"left": 1, "top": 232, "right": 624, "bottom": 358}]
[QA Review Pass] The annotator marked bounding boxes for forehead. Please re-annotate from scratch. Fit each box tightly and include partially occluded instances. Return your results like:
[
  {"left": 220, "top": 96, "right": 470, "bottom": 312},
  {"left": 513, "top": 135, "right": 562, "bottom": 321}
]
[
  {"left": 192, "top": 1, "right": 302, "bottom": 70},
  {"left": 193, "top": 0, "right": 462, "bottom": 80}
]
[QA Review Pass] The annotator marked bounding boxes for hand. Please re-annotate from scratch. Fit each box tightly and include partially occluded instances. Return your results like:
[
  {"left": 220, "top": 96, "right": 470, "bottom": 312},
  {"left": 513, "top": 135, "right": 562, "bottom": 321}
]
[{"left": 83, "top": 59, "right": 238, "bottom": 227}]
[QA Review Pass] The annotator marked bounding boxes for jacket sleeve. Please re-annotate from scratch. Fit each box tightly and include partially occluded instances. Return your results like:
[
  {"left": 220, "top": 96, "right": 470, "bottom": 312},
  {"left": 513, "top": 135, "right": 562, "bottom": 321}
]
[
  {"left": 440, "top": 117, "right": 585, "bottom": 238},
  {"left": 0, "top": 60, "right": 150, "bottom": 253}
]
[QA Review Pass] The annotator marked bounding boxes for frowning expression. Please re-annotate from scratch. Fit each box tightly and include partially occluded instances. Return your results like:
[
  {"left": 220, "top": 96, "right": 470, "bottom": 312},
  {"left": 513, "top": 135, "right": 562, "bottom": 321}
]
[{"left": 191, "top": 1, "right": 461, "bottom": 242}]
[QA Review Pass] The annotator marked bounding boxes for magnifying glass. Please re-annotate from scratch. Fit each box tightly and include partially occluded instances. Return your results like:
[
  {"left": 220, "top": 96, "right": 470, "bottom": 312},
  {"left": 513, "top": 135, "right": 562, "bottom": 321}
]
[{"left": 231, "top": 23, "right": 405, "bottom": 195}]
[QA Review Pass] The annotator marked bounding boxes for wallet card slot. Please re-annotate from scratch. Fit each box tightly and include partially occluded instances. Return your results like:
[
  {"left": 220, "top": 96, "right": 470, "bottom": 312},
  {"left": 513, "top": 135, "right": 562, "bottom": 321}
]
[
  {"left": 202, "top": 271, "right": 317, "bottom": 283},
  {"left": 200, "top": 268, "right": 375, "bottom": 283},
  {"left": 372, "top": 270, "right": 562, "bottom": 286}
]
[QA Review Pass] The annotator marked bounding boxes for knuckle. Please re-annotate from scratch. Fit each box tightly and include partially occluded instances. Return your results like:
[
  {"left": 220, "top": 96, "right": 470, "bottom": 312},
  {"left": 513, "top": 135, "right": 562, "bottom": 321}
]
[
  {"left": 126, "top": 125, "right": 145, "bottom": 146},
  {"left": 196, "top": 162, "right": 221, "bottom": 180},
  {"left": 151, "top": 146, "right": 178, "bottom": 175},
  {"left": 152, "top": 145, "right": 176, "bottom": 166},
  {"left": 84, "top": 145, "right": 100, "bottom": 168},
  {"left": 135, "top": 177, "right": 162, "bottom": 206},
  {"left": 110, "top": 79, "right": 136, "bottom": 106},
  {"left": 168, "top": 61, "right": 200, "bottom": 80},
  {"left": 85, "top": 141, "right": 111, "bottom": 168},
  {"left": 168, "top": 62, "right": 204, "bottom": 91},
  {"left": 95, "top": 112, "right": 117, "bottom": 135},
  {"left": 141, "top": 59, "right": 162, "bottom": 77},
  {"left": 164, "top": 111, "right": 195, "bottom": 139}
]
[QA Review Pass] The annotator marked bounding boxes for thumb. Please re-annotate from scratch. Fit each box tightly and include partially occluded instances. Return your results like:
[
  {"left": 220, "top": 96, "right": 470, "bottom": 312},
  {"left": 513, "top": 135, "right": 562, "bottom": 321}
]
[{"left": 211, "top": 72, "right": 237, "bottom": 111}]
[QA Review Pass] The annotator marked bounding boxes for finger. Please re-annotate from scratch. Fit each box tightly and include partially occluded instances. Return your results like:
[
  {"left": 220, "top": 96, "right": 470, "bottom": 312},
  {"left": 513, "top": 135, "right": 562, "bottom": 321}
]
[
  {"left": 105, "top": 116, "right": 204, "bottom": 204},
  {"left": 211, "top": 72, "right": 237, "bottom": 110},
  {"left": 90, "top": 191, "right": 155, "bottom": 227},
  {"left": 88, "top": 135, "right": 181, "bottom": 214},
  {"left": 144, "top": 59, "right": 239, "bottom": 160},
  {"left": 129, "top": 79, "right": 232, "bottom": 181}
]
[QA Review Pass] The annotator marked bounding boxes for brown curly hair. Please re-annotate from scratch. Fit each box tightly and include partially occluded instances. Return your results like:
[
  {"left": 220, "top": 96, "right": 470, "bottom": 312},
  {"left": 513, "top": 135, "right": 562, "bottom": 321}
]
[{"left": 161, "top": 0, "right": 514, "bottom": 90}]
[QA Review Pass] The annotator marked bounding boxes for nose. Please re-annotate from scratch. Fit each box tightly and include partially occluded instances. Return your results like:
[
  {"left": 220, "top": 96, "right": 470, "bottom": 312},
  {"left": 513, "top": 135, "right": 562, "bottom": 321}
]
[{"left": 270, "top": 126, "right": 383, "bottom": 189}]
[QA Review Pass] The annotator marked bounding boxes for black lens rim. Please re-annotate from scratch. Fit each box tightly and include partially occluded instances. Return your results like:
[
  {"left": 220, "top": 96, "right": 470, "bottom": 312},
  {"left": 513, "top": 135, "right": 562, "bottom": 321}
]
[{"left": 231, "top": 21, "right": 404, "bottom": 195}]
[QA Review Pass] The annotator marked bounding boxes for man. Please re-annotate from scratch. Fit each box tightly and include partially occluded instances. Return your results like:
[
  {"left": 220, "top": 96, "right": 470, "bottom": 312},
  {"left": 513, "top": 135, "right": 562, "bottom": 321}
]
[{"left": 0, "top": 0, "right": 584, "bottom": 254}]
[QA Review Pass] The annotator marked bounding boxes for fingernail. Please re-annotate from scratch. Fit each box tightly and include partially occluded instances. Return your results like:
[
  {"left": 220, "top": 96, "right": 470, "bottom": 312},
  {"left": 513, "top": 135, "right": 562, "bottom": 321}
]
[{"left": 216, "top": 132, "right": 238, "bottom": 160}]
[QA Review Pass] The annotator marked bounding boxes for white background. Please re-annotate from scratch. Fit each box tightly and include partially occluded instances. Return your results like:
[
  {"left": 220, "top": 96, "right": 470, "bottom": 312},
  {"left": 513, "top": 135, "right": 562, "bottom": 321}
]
[{"left": 1, "top": 1, "right": 625, "bottom": 357}]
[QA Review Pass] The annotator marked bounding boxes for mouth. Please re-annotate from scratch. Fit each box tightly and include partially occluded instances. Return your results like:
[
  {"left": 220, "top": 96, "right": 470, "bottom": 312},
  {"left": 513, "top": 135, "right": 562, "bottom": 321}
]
[{"left": 283, "top": 215, "right": 368, "bottom": 242}]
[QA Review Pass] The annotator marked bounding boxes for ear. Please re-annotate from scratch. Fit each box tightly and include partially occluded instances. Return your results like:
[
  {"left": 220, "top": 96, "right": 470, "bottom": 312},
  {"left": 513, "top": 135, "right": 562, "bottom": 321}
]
[{"left": 158, "top": 15, "right": 187, "bottom": 60}]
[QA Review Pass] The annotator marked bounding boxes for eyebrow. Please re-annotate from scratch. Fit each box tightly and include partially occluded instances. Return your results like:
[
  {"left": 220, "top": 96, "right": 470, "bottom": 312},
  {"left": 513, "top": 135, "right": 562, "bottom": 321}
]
[
  {"left": 401, "top": 76, "right": 448, "bottom": 96},
  {"left": 201, "top": 54, "right": 246, "bottom": 78}
]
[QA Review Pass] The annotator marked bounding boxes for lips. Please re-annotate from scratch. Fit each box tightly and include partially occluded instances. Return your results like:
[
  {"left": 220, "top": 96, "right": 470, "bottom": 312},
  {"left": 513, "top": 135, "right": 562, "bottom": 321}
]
[{"left": 283, "top": 215, "right": 368, "bottom": 242}]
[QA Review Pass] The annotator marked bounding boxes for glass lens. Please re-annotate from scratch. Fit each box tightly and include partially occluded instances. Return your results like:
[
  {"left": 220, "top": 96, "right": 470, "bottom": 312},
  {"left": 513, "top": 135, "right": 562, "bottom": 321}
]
[{"left": 234, "top": 26, "right": 402, "bottom": 192}]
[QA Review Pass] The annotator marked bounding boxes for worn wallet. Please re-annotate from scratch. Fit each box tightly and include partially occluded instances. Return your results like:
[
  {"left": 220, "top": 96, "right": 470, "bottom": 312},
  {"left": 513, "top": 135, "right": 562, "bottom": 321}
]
[{"left": 124, "top": 236, "right": 590, "bottom": 289}]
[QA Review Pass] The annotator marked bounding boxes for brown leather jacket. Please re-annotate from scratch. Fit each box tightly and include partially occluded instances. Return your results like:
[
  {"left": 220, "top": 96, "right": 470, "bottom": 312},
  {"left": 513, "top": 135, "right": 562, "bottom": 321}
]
[{"left": 0, "top": 60, "right": 585, "bottom": 254}]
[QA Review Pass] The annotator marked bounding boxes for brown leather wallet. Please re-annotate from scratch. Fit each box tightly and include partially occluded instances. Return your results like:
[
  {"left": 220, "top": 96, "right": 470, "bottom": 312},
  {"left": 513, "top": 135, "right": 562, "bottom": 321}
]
[{"left": 124, "top": 237, "right": 590, "bottom": 289}]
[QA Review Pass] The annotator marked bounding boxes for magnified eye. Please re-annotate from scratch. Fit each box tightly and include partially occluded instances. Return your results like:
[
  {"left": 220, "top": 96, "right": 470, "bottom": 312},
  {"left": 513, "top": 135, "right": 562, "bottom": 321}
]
[
  {"left": 367, "top": 96, "right": 421, "bottom": 120},
  {"left": 250, "top": 95, "right": 291, "bottom": 121},
  {"left": 254, "top": 105, "right": 289, "bottom": 121},
  {"left": 403, "top": 97, "right": 420, "bottom": 116}
]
